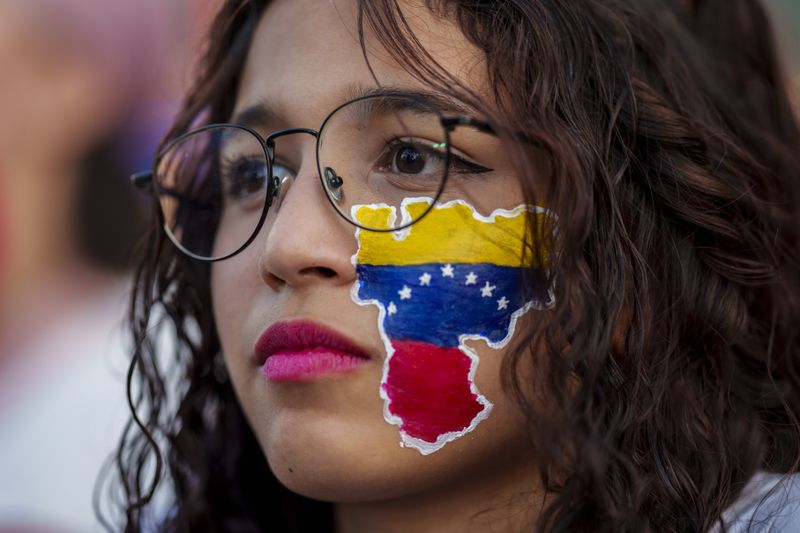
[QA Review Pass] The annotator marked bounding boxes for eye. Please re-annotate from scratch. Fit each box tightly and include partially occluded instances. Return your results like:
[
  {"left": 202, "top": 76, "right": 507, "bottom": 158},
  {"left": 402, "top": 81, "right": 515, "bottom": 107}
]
[
  {"left": 270, "top": 162, "right": 295, "bottom": 183},
  {"left": 220, "top": 158, "right": 295, "bottom": 209},
  {"left": 394, "top": 144, "right": 427, "bottom": 174},
  {"left": 377, "top": 139, "right": 447, "bottom": 182},
  {"left": 221, "top": 156, "right": 268, "bottom": 202},
  {"left": 377, "top": 138, "right": 493, "bottom": 180}
]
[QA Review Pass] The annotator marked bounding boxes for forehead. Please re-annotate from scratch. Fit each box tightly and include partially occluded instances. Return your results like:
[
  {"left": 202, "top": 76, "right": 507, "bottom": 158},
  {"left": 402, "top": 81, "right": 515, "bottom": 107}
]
[{"left": 234, "top": 0, "right": 485, "bottom": 126}]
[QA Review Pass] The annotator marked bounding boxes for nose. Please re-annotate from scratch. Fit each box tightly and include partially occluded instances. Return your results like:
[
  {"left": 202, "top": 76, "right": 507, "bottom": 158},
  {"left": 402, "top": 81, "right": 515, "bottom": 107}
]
[{"left": 257, "top": 159, "right": 357, "bottom": 291}]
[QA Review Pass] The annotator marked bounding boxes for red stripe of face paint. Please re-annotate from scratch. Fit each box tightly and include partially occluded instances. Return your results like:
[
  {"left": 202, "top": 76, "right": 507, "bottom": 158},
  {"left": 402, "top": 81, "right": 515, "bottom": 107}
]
[{"left": 382, "top": 340, "right": 484, "bottom": 444}]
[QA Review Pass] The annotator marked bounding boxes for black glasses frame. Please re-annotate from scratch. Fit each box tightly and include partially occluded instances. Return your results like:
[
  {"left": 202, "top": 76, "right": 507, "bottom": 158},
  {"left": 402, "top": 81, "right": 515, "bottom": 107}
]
[{"left": 131, "top": 93, "right": 495, "bottom": 262}]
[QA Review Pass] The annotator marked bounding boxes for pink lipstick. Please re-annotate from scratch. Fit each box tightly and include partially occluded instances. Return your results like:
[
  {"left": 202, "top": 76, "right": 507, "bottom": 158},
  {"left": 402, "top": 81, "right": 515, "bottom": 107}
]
[{"left": 254, "top": 319, "right": 371, "bottom": 381}]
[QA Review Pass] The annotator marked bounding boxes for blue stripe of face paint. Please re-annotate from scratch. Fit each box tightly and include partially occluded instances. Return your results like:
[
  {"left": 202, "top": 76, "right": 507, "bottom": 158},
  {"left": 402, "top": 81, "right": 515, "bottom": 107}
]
[{"left": 356, "top": 263, "right": 547, "bottom": 347}]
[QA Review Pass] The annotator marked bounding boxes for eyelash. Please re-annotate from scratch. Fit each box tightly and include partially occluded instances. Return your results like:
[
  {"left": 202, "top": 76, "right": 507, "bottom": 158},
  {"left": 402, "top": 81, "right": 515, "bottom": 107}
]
[
  {"left": 218, "top": 156, "right": 268, "bottom": 202},
  {"left": 381, "top": 137, "right": 493, "bottom": 176}
]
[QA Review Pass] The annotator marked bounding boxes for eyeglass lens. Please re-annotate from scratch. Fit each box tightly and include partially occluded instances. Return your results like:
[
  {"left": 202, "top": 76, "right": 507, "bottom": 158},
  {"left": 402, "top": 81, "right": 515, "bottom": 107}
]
[{"left": 154, "top": 95, "right": 500, "bottom": 260}]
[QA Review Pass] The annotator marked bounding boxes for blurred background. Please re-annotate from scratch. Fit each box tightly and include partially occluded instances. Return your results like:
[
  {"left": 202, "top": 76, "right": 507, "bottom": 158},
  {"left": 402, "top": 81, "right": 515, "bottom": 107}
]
[
  {"left": 768, "top": 0, "right": 800, "bottom": 104},
  {"left": 0, "top": 0, "right": 220, "bottom": 531},
  {"left": 0, "top": 1, "right": 796, "bottom": 531}
]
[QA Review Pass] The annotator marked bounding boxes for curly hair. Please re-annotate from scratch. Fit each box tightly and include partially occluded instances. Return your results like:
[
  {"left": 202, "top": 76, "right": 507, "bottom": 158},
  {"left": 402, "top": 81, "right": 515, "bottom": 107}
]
[{"left": 103, "top": 1, "right": 800, "bottom": 531}]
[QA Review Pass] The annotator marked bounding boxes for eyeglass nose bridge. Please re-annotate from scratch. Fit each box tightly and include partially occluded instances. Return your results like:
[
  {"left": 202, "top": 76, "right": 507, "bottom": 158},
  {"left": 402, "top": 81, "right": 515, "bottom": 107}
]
[
  {"left": 262, "top": 127, "right": 319, "bottom": 208},
  {"left": 261, "top": 127, "right": 348, "bottom": 214}
]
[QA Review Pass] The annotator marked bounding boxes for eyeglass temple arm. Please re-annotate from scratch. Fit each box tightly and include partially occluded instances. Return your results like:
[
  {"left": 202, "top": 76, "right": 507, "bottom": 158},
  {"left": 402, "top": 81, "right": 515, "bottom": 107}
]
[
  {"left": 131, "top": 170, "right": 154, "bottom": 193},
  {"left": 440, "top": 116, "right": 495, "bottom": 135},
  {"left": 130, "top": 170, "right": 217, "bottom": 213}
]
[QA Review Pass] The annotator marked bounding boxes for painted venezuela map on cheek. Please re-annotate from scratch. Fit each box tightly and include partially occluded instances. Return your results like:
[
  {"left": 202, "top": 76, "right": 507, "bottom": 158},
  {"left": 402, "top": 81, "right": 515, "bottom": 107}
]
[{"left": 351, "top": 198, "right": 553, "bottom": 454}]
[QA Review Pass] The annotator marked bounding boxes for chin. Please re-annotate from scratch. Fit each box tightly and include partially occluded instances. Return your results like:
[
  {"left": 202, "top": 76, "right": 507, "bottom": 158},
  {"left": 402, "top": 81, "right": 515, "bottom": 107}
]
[
  {"left": 255, "top": 410, "right": 452, "bottom": 503},
  {"left": 261, "top": 420, "right": 391, "bottom": 501}
]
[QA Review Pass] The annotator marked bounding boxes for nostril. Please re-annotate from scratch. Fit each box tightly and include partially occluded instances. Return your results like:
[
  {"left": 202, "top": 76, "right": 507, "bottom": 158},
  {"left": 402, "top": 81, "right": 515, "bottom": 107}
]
[
  {"left": 260, "top": 269, "right": 286, "bottom": 292},
  {"left": 298, "top": 266, "right": 337, "bottom": 278}
]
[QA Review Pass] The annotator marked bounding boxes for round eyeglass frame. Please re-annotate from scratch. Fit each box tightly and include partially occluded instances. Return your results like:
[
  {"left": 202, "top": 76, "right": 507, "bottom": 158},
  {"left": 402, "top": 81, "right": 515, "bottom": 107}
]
[{"left": 134, "top": 93, "right": 494, "bottom": 262}]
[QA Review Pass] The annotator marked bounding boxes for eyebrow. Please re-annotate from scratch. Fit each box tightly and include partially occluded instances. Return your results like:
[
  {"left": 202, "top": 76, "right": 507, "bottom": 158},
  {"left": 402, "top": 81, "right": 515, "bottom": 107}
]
[{"left": 230, "top": 85, "right": 472, "bottom": 130}]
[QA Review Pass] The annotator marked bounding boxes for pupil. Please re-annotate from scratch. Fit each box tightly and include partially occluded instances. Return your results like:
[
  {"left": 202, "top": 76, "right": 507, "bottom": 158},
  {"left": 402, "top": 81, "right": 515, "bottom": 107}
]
[{"left": 396, "top": 146, "right": 425, "bottom": 174}]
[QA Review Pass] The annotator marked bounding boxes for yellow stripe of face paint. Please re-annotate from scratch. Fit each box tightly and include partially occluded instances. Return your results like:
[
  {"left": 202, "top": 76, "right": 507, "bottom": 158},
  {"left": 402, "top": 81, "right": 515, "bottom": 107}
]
[{"left": 353, "top": 199, "right": 550, "bottom": 267}]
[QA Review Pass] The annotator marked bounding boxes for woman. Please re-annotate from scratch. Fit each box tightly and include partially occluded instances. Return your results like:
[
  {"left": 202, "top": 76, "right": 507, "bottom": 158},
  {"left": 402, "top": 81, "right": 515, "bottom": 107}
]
[{"left": 111, "top": 0, "right": 800, "bottom": 531}]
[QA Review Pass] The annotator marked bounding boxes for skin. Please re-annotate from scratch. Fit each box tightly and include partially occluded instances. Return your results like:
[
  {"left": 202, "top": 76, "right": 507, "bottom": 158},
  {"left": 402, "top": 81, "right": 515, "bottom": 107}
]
[{"left": 210, "top": 1, "right": 543, "bottom": 531}]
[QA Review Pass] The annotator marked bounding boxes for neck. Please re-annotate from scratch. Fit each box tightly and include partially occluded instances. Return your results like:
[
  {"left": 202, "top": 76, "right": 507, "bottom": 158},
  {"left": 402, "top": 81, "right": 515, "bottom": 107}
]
[{"left": 334, "top": 451, "right": 543, "bottom": 533}]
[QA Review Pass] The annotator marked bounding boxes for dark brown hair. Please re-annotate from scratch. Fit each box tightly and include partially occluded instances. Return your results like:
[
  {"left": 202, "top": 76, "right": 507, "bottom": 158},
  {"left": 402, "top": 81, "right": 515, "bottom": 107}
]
[{"left": 103, "top": 1, "right": 800, "bottom": 531}]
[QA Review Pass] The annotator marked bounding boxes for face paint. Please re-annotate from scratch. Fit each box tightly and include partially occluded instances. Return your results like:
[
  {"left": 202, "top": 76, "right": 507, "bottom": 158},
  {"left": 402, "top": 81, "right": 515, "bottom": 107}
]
[{"left": 351, "top": 198, "right": 553, "bottom": 454}]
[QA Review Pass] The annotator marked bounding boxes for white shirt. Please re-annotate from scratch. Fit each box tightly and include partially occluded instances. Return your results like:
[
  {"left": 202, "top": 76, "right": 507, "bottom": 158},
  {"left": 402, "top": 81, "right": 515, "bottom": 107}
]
[{"left": 715, "top": 471, "right": 800, "bottom": 532}]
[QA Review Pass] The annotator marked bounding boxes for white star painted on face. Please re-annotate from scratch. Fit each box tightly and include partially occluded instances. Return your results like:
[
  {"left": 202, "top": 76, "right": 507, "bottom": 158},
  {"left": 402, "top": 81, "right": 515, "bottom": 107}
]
[
  {"left": 480, "top": 281, "right": 496, "bottom": 298},
  {"left": 398, "top": 285, "right": 412, "bottom": 300},
  {"left": 465, "top": 272, "right": 477, "bottom": 285},
  {"left": 387, "top": 302, "right": 397, "bottom": 315},
  {"left": 441, "top": 264, "right": 454, "bottom": 277},
  {"left": 419, "top": 272, "right": 432, "bottom": 286},
  {"left": 497, "top": 296, "right": 509, "bottom": 310}
]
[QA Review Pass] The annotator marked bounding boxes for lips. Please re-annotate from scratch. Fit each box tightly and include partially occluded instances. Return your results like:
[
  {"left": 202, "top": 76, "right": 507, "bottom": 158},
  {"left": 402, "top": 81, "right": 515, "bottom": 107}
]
[{"left": 254, "top": 319, "right": 371, "bottom": 381}]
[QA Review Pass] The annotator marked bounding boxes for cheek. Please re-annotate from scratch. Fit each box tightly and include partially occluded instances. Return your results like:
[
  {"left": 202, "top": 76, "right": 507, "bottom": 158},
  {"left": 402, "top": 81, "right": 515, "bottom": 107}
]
[
  {"left": 382, "top": 340, "right": 489, "bottom": 447},
  {"left": 210, "top": 256, "right": 255, "bottom": 359},
  {"left": 213, "top": 205, "right": 266, "bottom": 260},
  {"left": 210, "top": 207, "right": 274, "bottom": 345},
  {"left": 351, "top": 198, "right": 551, "bottom": 455}
]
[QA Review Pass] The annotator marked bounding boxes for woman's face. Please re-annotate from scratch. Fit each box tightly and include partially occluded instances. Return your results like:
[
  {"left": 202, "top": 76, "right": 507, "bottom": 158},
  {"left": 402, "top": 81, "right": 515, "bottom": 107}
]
[{"left": 211, "top": 0, "right": 540, "bottom": 503}]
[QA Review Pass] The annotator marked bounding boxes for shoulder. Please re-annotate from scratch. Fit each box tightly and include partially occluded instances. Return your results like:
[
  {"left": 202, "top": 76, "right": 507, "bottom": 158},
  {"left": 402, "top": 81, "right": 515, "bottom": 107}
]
[{"left": 715, "top": 471, "right": 800, "bottom": 533}]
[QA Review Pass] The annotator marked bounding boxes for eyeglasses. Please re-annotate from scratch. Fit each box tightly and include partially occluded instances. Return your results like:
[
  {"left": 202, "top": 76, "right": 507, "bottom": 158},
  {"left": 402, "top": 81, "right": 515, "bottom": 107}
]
[{"left": 131, "top": 92, "right": 496, "bottom": 262}]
